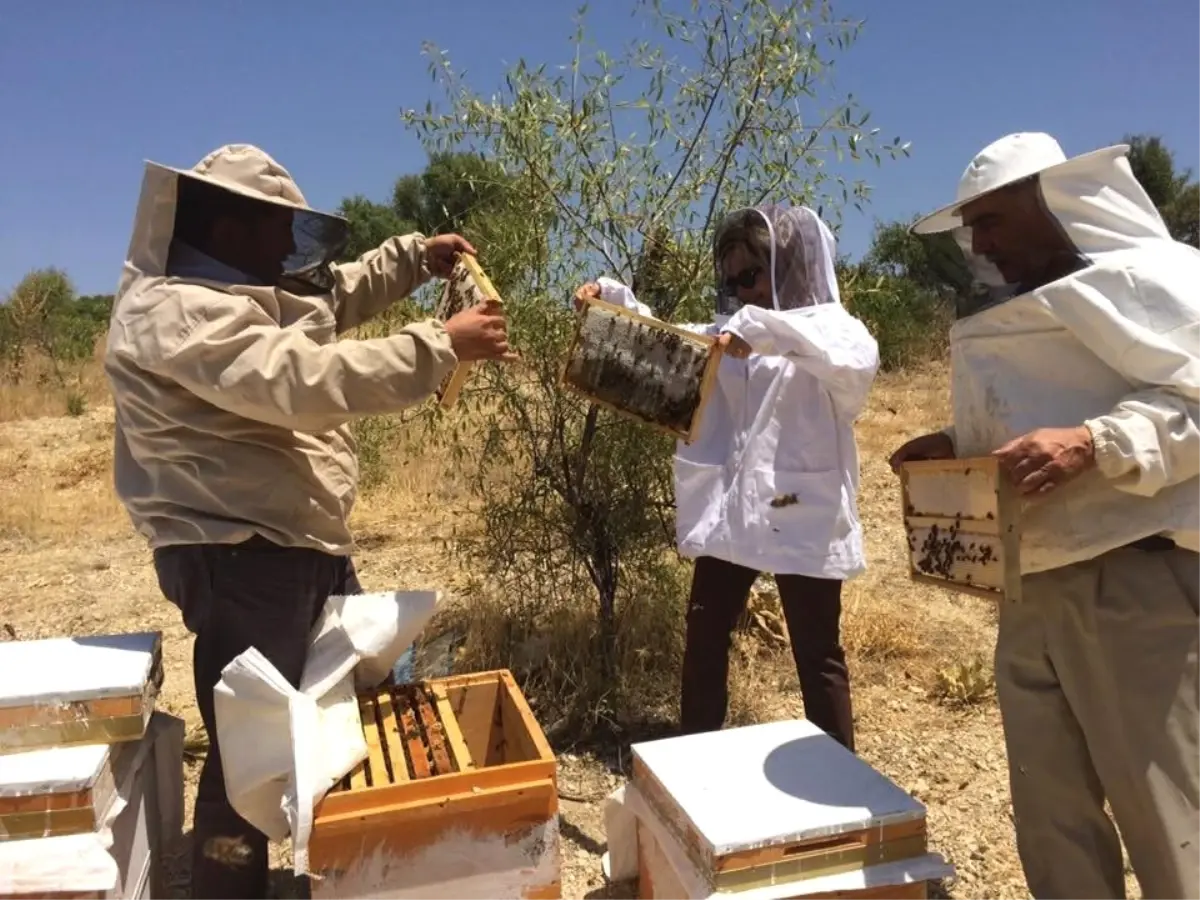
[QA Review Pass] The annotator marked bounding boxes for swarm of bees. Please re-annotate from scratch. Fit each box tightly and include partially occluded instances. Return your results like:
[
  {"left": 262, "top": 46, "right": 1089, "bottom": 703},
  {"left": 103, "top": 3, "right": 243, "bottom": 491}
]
[{"left": 563, "top": 303, "right": 713, "bottom": 436}]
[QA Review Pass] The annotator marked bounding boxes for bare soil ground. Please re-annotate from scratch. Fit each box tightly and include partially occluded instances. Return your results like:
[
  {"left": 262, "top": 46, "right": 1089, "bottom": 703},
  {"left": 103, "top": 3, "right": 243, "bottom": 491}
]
[{"left": 0, "top": 367, "right": 1139, "bottom": 898}]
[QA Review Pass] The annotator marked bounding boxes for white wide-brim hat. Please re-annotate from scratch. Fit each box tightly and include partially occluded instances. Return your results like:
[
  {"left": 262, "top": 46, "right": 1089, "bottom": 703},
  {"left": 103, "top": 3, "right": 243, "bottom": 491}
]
[{"left": 911, "top": 132, "right": 1129, "bottom": 235}]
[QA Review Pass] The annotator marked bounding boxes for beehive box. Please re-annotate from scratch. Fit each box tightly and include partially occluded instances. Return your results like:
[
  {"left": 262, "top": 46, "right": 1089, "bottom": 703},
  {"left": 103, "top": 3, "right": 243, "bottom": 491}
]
[
  {"left": 628, "top": 719, "right": 952, "bottom": 898},
  {"left": 561, "top": 295, "right": 723, "bottom": 444},
  {"left": 308, "top": 671, "right": 560, "bottom": 899},
  {"left": 0, "top": 634, "right": 162, "bottom": 753},
  {"left": 0, "top": 712, "right": 184, "bottom": 900},
  {"left": 0, "top": 741, "right": 136, "bottom": 840},
  {"left": 434, "top": 254, "right": 504, "bottom": 408},
  {"left": 900, "top": 457, "right": 1022, "bottom": 603}
]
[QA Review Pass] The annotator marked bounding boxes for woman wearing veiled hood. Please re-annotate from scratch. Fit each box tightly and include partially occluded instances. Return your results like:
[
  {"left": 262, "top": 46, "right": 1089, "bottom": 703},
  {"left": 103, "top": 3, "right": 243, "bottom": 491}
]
[{"left": 574, "top": 204, "right": 879, "bottom": 749}]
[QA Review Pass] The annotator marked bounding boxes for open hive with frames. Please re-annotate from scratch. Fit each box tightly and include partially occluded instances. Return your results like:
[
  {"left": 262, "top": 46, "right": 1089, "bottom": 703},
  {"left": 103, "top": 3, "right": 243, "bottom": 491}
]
[{"left": 561, "top": 295, "right": 723, "bottom": 443}]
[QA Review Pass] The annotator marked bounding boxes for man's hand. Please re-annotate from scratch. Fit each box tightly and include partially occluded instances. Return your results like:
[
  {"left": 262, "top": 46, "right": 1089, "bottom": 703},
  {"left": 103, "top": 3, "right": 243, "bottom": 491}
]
[
  {"left": 718, "top": 332, "right": 752, "bottom": 359},
  {"left": 889, "top": 431, "right": 956, "bottom": 474},
  {"left": 992, "top": 426, "right": 1095, "bottom": 495},
  {"left": 425, "top": 234, "right": 477, "bottom": 278},
  {"left": 573, "top": 282, "right": 600, "bottom": 312},
  {"left": 443, "top": 300, "right": 518, "bottom": 363}
]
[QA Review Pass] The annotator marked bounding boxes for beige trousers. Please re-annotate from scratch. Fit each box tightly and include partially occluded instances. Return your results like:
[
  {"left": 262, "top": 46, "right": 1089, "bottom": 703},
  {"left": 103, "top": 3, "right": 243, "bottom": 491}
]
[{"left": 996, "top": 546, "right": 1200, "bottom": 899}]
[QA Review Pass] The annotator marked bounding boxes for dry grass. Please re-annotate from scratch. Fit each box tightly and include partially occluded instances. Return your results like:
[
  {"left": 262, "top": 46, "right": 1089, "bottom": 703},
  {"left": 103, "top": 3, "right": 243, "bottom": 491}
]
[
  {"left": 0, "top": 357, "right": 1145, "bottom": 899},
  {"left": 0, "top": 346, "right": 111, "bottom": 423}
]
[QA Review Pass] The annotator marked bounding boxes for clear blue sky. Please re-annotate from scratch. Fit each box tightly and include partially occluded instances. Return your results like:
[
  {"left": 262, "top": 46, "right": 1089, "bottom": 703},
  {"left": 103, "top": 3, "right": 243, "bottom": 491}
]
[{"left": 1, "top": 0, "right": 1196, "bottom": 296}]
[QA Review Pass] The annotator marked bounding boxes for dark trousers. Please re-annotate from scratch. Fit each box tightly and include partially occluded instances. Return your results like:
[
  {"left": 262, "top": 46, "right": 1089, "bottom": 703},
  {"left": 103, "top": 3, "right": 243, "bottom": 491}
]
[
  {"left": 153, "top": 536, "right": 361, "bottom": 900},
  {"left": 680, "top": 555, "right": 854, "bottom": 751}
]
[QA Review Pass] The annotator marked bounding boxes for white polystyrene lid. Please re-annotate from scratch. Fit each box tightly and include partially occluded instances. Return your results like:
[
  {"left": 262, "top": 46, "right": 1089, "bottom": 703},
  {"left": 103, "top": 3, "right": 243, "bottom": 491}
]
[
  {"left": 0, "top": 632, "right": 159, "bottom": 707},
  {"left": 0, "top": 742, "right": 112, "bottom": 796},
  {"left": 632, "top": 718, "right": 924, "bottom": 857}
]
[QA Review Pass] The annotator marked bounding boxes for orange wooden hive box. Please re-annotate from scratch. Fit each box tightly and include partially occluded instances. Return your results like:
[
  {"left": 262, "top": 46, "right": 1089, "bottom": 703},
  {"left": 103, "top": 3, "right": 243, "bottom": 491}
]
[{"left": 308, "top": 670, "right": 561, "bottom": 899}]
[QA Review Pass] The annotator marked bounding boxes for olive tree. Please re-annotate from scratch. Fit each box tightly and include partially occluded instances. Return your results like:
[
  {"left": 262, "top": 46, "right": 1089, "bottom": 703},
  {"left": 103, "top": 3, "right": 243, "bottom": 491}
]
[{"left": 402, "top": 0, "right": 906, "bottom": 738}]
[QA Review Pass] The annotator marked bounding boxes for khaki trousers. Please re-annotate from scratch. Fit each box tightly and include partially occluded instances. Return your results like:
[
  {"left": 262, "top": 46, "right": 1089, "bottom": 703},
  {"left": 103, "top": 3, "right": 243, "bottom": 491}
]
[{"left": 996, "top": 546, "right": 1200, "bottom": 899}]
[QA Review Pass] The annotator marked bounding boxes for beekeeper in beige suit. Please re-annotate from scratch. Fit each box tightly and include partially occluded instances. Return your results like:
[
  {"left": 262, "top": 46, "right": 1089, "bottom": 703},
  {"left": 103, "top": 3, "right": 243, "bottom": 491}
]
[
  {"left": 891, "top": 132, "right": 1199, "bottom": 898},
  {"left": 106, "top": 144, "right": 513, "bottom": 899}
]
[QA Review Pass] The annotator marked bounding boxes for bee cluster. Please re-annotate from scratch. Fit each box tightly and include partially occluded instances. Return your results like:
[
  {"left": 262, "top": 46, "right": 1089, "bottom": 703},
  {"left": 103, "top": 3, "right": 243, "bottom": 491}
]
[
  {"left": 909, "top": 518, "right": 998, "bottom": 583},
  {"left": 564, "top": 303, "right": 712, "bottom": 435}
]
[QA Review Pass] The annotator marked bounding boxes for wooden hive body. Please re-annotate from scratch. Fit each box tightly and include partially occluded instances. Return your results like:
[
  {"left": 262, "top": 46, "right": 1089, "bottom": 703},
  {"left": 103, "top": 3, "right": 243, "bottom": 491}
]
[
  {"left": 0, "top": 711, "right": 185, "bottom": 900},
  {"left": 434, "top": 254, "right": 503, "bottom": 408},
  {"left": 561, "top": 296, "right": 723, "bottom": 444},
  {"left": 0, "top": 741, "right": 132, "bottom": 840},
  {"left": 0, "top": 633, "right": 162, "bottom": 753},
  {"left": 630, "top": 720, "right": 949, "bottom": 898},
  {"left": 308, "top": 670, "right": 560, "bottom": 899},
  {"left": 900, "top": 457, "right": 1022, "bottom": 603}
]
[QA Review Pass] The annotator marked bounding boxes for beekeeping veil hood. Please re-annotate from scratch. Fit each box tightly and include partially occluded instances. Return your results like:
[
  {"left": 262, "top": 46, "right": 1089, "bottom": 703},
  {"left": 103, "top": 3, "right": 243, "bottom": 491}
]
[
  {"left": 714, "top": 204, "right": 840, "bottom": 317},
  {"left": 909, "top": 132, "right": 1182, "bottom": 315},
  {"left": 123, "top": 144, "right": 349, "bottom": 296}
]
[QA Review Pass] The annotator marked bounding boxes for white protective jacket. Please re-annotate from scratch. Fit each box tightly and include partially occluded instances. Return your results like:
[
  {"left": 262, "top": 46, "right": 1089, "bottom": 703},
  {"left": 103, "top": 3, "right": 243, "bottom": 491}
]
[
  {"left": 941, "top": 148, "right": 1200, "bottom": 572},
  {"left": 600, "top": 204, "right": 879, "bottom": 579}
]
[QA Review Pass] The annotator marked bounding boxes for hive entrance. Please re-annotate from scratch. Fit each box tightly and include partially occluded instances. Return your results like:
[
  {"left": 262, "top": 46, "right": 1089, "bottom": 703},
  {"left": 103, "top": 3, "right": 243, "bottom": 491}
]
[{"left": 334, "top": 683, "right": 472, "bottom": 791}]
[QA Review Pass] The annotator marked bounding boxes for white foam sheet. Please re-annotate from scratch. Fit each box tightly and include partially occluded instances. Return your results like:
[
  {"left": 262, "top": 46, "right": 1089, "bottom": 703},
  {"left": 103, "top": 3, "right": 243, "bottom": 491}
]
[
  {"left": 632, "top": 719, "right": 925, "bottom": 857},
  {"left": 215, "top": 589, "right": 441, "bottom": 877},
  {"left": 0, "top": 633, "right": 159, "bottom": 708},
  {"left": 605, "top": 782, "right": 955, "bottom": 900},
  {"left": 0, "top": 743, "right": 112, "bottom": 797}
]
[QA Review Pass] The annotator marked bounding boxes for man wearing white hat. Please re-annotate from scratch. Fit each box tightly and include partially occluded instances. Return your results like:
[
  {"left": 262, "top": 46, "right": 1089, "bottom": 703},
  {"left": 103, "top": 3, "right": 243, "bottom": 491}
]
[
  {"left": 890, "top": 133, "right": 1199, "bottom": 898},
  {"left": 106, "top": 145, "right": 514, "bottom": 898}
]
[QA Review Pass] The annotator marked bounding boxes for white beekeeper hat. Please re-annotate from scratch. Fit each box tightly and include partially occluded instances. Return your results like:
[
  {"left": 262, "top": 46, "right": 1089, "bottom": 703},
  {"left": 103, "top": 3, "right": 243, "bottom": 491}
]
[{"left": 911, "top": 132, "right": 1130, "bottom": 235}]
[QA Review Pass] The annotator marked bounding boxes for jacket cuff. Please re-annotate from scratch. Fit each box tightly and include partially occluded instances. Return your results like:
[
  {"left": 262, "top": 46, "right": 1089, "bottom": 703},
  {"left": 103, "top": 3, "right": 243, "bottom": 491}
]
[
  {"left": 1084, "top": 417, "right": 1134, "bottom": 479},
  {"left": 723, "top": 308, "right": 767, "bottom": 351},
  {"left": 408, "top": 233, "right": 430, "bottom": 281}
]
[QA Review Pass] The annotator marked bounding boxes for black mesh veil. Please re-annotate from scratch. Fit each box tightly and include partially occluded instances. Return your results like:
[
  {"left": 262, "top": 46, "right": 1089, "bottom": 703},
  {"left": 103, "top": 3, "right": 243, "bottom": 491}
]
[{"left": 168, "top": 172, "right": 349, "bottom": 295}]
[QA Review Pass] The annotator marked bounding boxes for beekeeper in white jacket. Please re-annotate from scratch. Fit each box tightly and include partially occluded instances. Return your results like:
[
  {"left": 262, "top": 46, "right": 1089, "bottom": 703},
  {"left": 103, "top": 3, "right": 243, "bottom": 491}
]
[
  {"left": 575, "top": 203, "right": 879, "bottom": 751},
  {"left": 891, "top": 132, "right": 1199, "bottom": 899}
]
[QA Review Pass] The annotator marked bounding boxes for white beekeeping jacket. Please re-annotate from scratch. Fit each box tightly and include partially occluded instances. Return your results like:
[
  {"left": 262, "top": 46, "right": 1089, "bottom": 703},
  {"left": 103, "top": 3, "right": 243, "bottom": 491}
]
[
  {"left": 598, "top": 203, "right": 879, "bottom": 579},
  {"left": 939, "top": 147, "right": 1200, "bottom": 572}
]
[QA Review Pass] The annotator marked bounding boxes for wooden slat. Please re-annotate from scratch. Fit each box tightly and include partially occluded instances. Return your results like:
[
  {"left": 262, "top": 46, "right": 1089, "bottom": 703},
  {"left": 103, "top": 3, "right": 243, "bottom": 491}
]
[
  {"left": 414, "top": 687, "right": 455, "bottom": 776},
  {"left": 444, "top": 677, "right": 501, "bottom": 766},
  {"left": 359, "top": 696, "right": 388, "bottom": 788},
  {"left": 375, "top": 690, "right": 410, "bottom": 783},
  {"left": 498, "top": 671, "right": 555, "bottom": 764},
  {"left": 395, "top": 687, "right": 433, "bottom": 779},
  {"left": 347, "top": 762, "right": 367, "bottom": 791},
  {"left": 431, "top": 683, "right": 474, "bottom": 771}
]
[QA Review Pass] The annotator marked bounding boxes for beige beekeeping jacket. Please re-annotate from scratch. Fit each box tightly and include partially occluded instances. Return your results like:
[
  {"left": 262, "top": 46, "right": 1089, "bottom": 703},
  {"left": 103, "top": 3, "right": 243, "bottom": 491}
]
[{"left": 105, "top": 145, "right": 457, "bottom": 554}]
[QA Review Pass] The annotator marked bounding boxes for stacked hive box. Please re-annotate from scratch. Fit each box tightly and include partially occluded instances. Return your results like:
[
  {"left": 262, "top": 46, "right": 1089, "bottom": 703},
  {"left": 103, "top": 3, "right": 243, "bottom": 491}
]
[
  {"left": 618, "top": 719, "right": 955, "bottom": 898},
  {"left": 309, "top": 669, "right": 560, "bottom": 899},
  {"left": 0, "top": 633, "right": 184, "bottom": 899}
]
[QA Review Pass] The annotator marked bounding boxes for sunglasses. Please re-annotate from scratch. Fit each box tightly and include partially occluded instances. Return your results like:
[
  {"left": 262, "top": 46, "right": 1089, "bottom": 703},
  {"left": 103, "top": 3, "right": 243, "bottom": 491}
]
[{"left": 722, "top": 265, "right": 762, "bottom": 293}]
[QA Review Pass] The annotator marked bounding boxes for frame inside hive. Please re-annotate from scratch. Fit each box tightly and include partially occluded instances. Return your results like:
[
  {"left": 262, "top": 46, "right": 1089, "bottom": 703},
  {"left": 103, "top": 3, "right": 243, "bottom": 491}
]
[
  {"left": 433, "top": 254, "right": 503, "bottom": 408},
  {"left": 561, "top": 295, "right": 723, "bottom": 444},
  {"left": 310, "top": 670, "right": 559, "bottom": 880},
  {"left": 900, "top": 457, "right": 1022, "bottom": 603}
]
